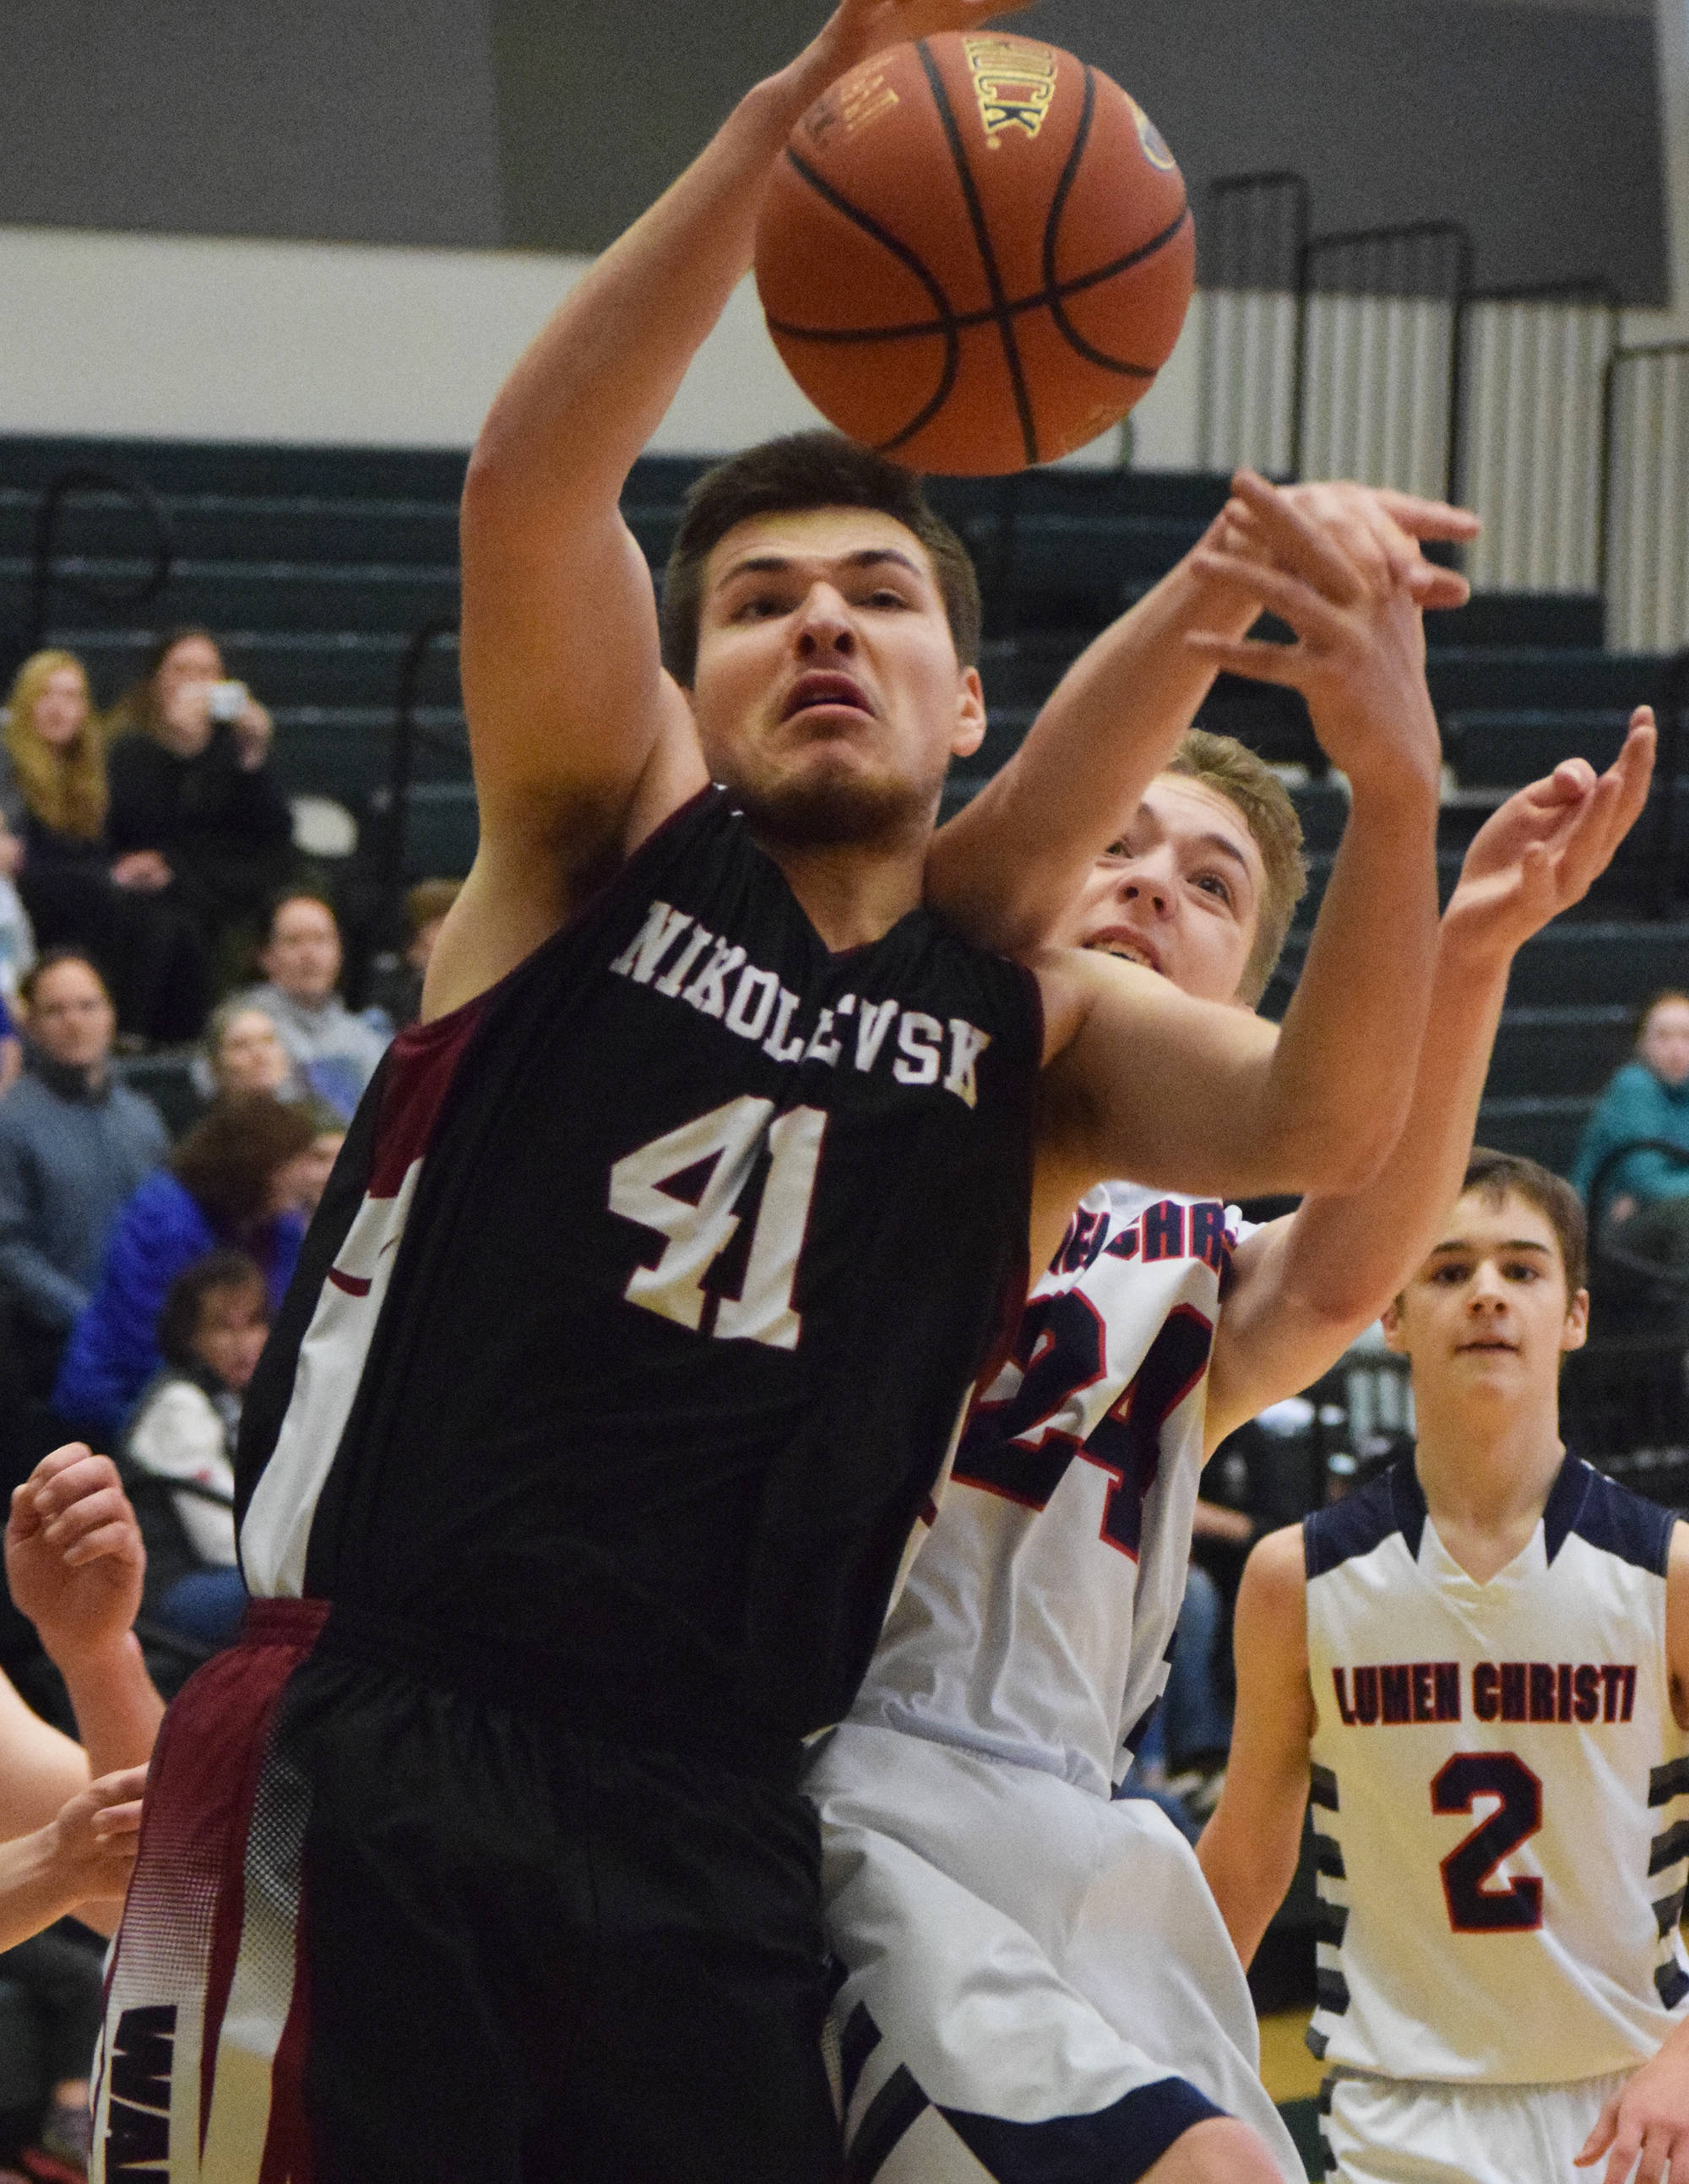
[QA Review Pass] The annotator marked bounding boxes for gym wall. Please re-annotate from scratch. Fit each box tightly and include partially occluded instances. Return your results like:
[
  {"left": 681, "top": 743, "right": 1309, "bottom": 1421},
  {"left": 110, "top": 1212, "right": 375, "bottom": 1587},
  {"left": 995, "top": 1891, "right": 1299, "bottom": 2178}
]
[{"left": 0, "top": 0, "right": 1681, "bottom": 453}]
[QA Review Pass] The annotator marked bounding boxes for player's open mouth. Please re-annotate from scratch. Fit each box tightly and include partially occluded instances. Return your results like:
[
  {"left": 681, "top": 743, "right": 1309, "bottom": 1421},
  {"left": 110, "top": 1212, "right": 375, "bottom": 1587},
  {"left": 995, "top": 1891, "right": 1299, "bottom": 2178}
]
[
  {"left": 1457, "top": 1339, "right": 1518, "bottom": 1353},
  {"left": 1085, "top": 929, "right": 1161, "bottom": 974},
  {"left": 782, "top": 672, "right": 875, "bottom": 722}
]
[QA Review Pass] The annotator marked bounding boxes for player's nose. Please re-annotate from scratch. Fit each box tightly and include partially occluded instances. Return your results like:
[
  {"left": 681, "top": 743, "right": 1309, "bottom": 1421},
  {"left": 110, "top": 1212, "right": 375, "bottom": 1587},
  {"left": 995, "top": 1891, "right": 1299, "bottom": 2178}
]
[
  {"left": 794, "top": 584, "right": 856, "bottom": 656},
  {"left": 1114, "top": 859, "right": 1173, "bottom": 913}
]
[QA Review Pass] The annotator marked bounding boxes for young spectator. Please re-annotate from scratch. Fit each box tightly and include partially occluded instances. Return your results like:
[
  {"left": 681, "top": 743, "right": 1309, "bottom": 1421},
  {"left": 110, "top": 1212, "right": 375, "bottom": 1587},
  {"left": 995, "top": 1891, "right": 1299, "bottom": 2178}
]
[
  {"left": 3, "top": 651, "right": 211, "bottom": 1046},
  {"left": 364, "top": 877, "right": 461, "bottom": 1030},
  {"left": 0, "top": 956, "right": 168, "bottom": 1395},
  {"left": 1570, "top": 989, "right": 1689, "bottom": 1272},
  {"left": 236, "top": 892, "right": 390, "bottom": 1119},
  {"left": 103, "top": 630, "right": 294, "bottom": 975},
  {"left": 51, "top": 1095, "right": 314, "bottom": 1442},
  {"left": 0, "top": 1442, "right": 164, "bottom": 2175},
  {"left": 125, "top": 1251, "right": 266, "bottom": 1650}
]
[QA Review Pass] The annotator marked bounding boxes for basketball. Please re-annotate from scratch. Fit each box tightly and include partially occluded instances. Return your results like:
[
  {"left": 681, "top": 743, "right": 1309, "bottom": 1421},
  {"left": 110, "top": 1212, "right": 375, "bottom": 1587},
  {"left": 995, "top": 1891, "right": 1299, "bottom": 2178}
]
[{"left": 753, "top": 31, "right": 1195, "bottom": 475}]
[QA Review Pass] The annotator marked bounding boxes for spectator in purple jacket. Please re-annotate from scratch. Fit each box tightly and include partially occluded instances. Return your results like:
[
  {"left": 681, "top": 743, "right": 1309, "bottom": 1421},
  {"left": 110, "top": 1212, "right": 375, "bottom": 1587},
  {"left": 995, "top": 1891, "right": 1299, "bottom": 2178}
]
[{"left": 51, "top": 1095, "right": 318, "bottom": 1442}]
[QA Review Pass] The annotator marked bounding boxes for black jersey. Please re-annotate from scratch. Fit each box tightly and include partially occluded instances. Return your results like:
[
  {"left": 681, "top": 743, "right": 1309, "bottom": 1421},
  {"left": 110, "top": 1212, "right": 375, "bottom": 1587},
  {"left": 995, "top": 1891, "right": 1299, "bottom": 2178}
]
[{"left": 236, "top": 788, "right": 1042, "bottom": 1743}]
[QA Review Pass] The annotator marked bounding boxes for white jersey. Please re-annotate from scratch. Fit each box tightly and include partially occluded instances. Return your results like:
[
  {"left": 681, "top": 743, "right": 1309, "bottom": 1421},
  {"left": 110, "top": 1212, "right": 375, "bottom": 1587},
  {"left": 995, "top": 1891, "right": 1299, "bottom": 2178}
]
[
  {"left": 1304, "top": 1453, "right": 1689, "bottom": 2084},
  {"left": 849, "top": 1181, "right": 1241, "bottom": 1797}
]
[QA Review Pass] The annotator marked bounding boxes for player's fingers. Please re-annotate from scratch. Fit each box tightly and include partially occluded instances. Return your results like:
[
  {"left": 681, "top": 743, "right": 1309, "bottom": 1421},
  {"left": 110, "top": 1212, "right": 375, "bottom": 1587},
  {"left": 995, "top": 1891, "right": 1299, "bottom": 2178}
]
[
  {"left": 1629, "top": 2120, "right": 1672, "bottom": 2184},
  {"left": 1187, "top": 551, "right": 1357, "bottom": 646},
  {"left": 1226, "top": 470, "right": 1367, "bottom": 605},
  {"left": 89, "top": 1766, "right": 149, "bottom": 1804},
  {"left": 58, "top": 1515, "right": 143, "bottom": 1569},
  {"left": 32, "top": 1450, "right": 121, "bottom": 1519},
  {"left": 1367, "top": 486, "right": 1483, "bottom": 540},
  {"left": 43, "top": 1483, "right": 131, "bottom": 1543},
  {"left": 90, "top": 1799, "right": 145, "bottom": 1840},
  {"left": 1577, "top": 2091, "right": 1622, "bottom": 2163},
  {"left": 1413, "top": 567, "right": 1473, "bottom": 610},
  {"left": 1181, "top": 633, "right": 1311, "bottom": 687},
  {"left": 26, "top": 1443, "right": 96, "bottom": 1491}
]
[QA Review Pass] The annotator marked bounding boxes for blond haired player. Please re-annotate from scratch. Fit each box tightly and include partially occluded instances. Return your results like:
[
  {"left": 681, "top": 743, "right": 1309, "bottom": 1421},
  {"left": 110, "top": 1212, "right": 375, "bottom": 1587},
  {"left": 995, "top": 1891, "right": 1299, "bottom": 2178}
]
[
  {"left": 1202, "top": 1145, "right": 1689, "bottom": 2184},
  {"left": 813, "top": 709, "right": 1655, "bottom": 2184}
]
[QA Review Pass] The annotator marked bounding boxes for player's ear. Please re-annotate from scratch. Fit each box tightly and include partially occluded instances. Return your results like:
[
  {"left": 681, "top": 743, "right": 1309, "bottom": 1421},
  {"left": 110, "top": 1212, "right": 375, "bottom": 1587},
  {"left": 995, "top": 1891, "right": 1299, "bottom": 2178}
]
[
  {"left": 1380, "top": 1297, "right": 1408, "bottom": 1353},
  {"left": 949, "top": 666, "right": 986, "bottom": 760},
  {"left": 1561, "top": 1286, "right": 1590, "bottom": 1354}
]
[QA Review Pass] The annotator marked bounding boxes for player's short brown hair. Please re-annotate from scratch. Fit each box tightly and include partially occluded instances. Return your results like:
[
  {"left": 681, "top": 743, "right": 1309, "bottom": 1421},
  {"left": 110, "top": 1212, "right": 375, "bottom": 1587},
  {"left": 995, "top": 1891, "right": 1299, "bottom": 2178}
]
[
  {"left": 660, "top": 432, "right": 981, "bottom": 685},
  {"left": 1164, "top": 729, "right": 1307, "bottom": 1005},
  {"left": 1460, "top": 1146, "right": 1589, "bottom": 1298}
]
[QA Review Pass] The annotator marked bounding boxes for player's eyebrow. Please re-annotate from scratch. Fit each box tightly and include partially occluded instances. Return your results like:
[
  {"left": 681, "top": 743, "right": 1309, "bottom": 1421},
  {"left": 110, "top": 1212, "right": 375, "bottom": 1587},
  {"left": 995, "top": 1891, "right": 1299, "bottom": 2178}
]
[
  {"left": 716, "top": 546, "right": 927, "bottom": 584},
  {"left": 1188, "top": 830, "right": 1254, "bottom": 877},
  {"left": 1426, "top": 1236, "right": 1554, "bottom": 1258}
]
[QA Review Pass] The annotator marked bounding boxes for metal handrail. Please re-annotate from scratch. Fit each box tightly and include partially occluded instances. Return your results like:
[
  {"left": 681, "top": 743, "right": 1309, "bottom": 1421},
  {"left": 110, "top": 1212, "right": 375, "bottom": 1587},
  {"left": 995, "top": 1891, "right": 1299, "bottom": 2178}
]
[
  {"left": 25, "top": 463, "right": 174, "bottom": 660},
  {"left": 381, "top": 618, "right": 462, "bottom": 896},
  {"left": 1596, "top": 340, "right": 1689, "bottom": 603},
  {"left": 1291, "top": 219, "right": 1474, "bottom": 497}
]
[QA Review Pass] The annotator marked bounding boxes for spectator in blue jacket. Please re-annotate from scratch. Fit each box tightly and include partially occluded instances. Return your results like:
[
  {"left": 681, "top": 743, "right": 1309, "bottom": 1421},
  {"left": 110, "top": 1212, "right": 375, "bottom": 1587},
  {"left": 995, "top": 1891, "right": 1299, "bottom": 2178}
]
[
  {"left": 0, "top": 954, "right": 167, "bottom": 1390},
  {"left": 52, "top": 1095, "right": 317, "bottom": 1442}
]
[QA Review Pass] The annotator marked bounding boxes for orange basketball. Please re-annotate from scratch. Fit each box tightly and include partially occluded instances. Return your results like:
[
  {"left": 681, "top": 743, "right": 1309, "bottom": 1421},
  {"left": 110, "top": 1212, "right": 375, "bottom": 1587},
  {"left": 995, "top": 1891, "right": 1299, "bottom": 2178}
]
[{"left": 754, "top": 31, "right": 1194, "bottom": 475}]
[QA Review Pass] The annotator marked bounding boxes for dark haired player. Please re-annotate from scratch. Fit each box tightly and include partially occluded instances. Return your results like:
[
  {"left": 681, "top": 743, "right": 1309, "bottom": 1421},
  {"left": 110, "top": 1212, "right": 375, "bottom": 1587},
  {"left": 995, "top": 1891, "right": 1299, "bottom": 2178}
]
[
  {"left": 91, "top": 4, "right": 1479, "bottom": 2181},
  {"left": 1203, "top": 1151, "right": 1689, "bottom": 2183}
]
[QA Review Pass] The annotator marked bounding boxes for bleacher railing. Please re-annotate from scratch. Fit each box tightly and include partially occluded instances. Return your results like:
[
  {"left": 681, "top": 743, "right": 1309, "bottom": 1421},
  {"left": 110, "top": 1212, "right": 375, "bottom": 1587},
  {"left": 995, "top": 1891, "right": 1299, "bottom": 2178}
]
[
  {"left": 22, "top": 464, "right": 174, "bottom": 674},
  {"left": 1196, "top": 172, "right": 1309, "bottom": 478},
  {"left": 1600, "top": 344, "right": 1689, "bottom": 655},
  {"left": 1198, "top": 175, "right": 1630, "bottom": 625},
  {"left": 1294, "top": 220, "right": 1472, "bottom": 503},
  {"left": 378, "top": 619, "right": 462, "bottom": 896},
  {"left": 1460, "top": 281, "right": 1620, "bottom": 596}
]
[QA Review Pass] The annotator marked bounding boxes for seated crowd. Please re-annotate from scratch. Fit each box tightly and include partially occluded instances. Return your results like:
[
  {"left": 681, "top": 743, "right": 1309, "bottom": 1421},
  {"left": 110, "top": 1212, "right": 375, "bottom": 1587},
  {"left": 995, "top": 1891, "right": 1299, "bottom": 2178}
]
[{"left": 0, "top": 638, "right": 466, "bottom": 2173}]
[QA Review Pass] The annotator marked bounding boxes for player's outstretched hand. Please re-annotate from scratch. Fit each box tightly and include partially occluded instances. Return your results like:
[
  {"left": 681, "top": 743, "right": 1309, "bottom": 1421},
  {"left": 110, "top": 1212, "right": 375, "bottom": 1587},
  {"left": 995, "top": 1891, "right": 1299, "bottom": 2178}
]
[
  {"left": 1445, "top": 709, "right": 1656, "bottom": 962},
  {"left": 1182, "top": 470, "right": 1442, "bottom": 791},
  {"left": 1214, "top": 472, "right": 1480, "bottom": 614},
  {"left": 1577, "top": 2023, "right": 1689, "bottom": 2182},
  {"left": 6, "top": 1443, "right": 145, "bottom": 1672},
  {"left": 818, "top": 0, "right": 1030, "bottom": 78}
]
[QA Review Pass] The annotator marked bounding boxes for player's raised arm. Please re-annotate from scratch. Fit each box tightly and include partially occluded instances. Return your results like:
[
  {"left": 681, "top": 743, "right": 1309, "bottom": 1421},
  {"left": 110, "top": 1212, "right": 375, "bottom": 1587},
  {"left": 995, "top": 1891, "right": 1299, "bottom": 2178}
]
[
  {"left": 926, "top": 475, "right": 1476, "bottom": 953},
  {"left": 439, "top": 0, "right": 1024, "bottom": 1013},
  {"left": 1204, "top": 711, "right": 1656, "bottom": 1445},
  {"left": 1195, "top": 1525, "right": 1315, "bottom": 1964},
  {"left": 1029, "top": 476, "right": 1442, "bottom": 1236}
]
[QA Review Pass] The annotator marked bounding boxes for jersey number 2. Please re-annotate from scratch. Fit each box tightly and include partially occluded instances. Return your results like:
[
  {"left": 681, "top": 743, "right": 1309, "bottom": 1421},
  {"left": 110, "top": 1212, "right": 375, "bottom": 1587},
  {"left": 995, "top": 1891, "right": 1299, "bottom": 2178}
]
[
  {"left": 610, "top": 1097, "right": 826, "bottom": 1350},
  {"left": 1431, "top": 1752, "right": 1544, "bottom": 1933}
]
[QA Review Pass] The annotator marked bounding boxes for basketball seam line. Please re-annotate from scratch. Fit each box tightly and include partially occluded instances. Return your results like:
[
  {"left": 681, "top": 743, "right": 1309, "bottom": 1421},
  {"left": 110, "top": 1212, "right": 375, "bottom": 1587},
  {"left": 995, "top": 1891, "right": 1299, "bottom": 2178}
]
[
  {"left": 915, "top": 37, "right": 1039, "bottom": 466},
  {"left": 1041, "top": 67, "right": 1163, "bottom": 381},
  {"left": 764, "top": 202, "right": 1190, "bottom": 371},
  {"left": 781, "top": 147, "right": 962, "bottom": 456}
]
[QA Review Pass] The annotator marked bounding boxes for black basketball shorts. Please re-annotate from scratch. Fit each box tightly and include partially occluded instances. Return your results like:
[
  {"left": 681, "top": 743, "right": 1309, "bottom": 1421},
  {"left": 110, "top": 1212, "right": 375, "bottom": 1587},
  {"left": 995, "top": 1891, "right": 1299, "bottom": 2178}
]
[{"left": 92, "top": 1599, "right": 842, "bottom": 2184}]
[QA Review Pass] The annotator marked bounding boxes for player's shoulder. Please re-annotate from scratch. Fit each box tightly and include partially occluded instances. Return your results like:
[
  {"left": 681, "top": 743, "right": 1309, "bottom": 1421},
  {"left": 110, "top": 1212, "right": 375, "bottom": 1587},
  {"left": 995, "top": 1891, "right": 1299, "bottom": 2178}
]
[
  {"left": 1304, "top": 1457, "right": 1424, "bottom": 1580},
  {"left": 1548, "top": 1454, "right": 1677, "bottom": 1578}
]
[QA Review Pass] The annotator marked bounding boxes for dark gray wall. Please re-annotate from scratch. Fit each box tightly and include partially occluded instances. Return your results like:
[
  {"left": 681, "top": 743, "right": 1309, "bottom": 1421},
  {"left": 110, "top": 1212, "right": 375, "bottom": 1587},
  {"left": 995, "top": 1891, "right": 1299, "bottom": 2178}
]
[
  {"left": 0, "top": 0, "right": 1670, "bottom": 305},
  {"left": 0, "top": 1, "right": 502, "bottom": 247},
  {"left": 492, "top": 0, "right": 1669, "bottom": 305}
]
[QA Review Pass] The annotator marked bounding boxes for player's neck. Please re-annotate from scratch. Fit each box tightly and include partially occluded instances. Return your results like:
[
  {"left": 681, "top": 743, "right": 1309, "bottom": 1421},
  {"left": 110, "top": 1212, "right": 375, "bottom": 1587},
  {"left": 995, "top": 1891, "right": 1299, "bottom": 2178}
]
[
  {"left": 1411, "top": 1383, "right": 1566, "bottom": 1584},
  {"left": 754, "top": 832, "right": 926, "bottom": 953}
]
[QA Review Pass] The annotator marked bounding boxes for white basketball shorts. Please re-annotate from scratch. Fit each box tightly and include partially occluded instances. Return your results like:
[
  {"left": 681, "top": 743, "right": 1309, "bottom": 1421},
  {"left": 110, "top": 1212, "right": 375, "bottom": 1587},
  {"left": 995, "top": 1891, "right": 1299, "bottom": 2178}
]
[
  {"left": 1322, "top": 2067, "right": 1634, "bottom": 2182},
  {"left": 808, "top": 1722, "right": 1305, "bottom": 2183}
]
